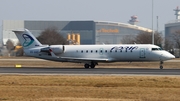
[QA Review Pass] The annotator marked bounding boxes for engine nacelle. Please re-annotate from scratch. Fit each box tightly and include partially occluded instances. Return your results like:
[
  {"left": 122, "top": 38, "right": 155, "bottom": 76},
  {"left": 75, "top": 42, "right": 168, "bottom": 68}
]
[{"left": 49, "top": 45, "right": 65, "bottom": 54}]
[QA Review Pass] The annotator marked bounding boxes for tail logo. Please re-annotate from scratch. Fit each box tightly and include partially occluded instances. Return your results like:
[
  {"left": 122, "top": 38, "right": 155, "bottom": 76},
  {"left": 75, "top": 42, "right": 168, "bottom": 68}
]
[{"left": 22, "top": 34, "right": 34, "bottom": 47}]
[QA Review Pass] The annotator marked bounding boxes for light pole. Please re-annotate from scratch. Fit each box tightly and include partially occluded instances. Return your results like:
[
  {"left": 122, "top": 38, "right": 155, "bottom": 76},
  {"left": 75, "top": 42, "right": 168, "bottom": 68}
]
[
  {"left": 152, "top": 0, "right": 154, "bottom": 45},
  {"left": 157, "top": 16, "right": 159, "bottom": 32}
]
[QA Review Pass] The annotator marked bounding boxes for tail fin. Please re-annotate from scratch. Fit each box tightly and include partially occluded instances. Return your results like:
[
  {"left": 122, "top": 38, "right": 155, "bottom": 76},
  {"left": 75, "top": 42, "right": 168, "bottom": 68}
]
[{"left": 12, "top": 29, "right": 42, "bottom": 49}]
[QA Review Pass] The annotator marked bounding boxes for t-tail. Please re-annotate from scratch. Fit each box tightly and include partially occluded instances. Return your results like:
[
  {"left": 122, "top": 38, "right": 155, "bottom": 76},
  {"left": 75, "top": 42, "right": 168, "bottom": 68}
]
[{"left": 13, "top": 29, "right": 42, "bottom": 49}]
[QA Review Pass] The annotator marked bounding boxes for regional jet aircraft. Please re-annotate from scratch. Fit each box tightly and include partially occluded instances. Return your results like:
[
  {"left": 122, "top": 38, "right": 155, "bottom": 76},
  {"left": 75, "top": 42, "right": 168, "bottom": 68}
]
[{"left": 13, "top": 29, "right": 175, "bottom": 69}]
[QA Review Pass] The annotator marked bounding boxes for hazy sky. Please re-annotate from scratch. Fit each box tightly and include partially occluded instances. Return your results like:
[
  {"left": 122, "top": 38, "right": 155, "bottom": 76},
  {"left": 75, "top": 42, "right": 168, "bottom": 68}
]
[{"left": 0, "top": 0, "right": 179, "bottom": 31}]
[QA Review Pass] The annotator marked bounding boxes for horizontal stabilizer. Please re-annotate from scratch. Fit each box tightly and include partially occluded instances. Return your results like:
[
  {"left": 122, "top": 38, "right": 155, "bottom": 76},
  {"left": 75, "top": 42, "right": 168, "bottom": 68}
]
[{"left": 12, "top": 29, "right": 25, "bottom": 32}]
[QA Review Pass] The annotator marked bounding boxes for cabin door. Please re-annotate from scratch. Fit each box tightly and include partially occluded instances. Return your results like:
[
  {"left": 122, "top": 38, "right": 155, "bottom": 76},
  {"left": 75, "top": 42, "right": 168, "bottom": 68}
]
[{"left": 139, "top": 48, "right": 145, "bottom": 58}]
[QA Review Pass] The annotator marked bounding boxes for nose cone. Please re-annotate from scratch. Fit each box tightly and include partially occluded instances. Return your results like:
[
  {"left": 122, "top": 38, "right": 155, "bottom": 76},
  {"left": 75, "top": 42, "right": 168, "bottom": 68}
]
[
  {"left": 160, "top": 51, "right": 175, "bottom": 61},
  {"left": 167, "top": 53, "right": 175, "bottom": 59}
]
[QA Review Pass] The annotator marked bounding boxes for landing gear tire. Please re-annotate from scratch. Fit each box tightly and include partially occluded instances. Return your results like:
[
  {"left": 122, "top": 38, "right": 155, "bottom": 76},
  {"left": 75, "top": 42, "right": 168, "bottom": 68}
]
[
  {"left": 84, "top": 62, "right": 97, "bottom": 69},
  {"left": 90, "top": 62, "right": 97, "bottom": 69},
  {"left": 160, "top": 65, "right": 163, "bottom": 69},
  {"left": 84, "top": 64, "right": 90, "bottom": 69},
  {"left": 90, "top": 64, "right": 95, "bottom": 68},
  {"left": 160, "top": 61, "right": 163, "bottom": 69}
]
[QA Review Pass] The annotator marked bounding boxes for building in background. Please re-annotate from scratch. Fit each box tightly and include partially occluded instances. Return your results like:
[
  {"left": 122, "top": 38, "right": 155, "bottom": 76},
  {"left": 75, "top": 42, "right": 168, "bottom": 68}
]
[
  {"left": 165, "top": 6, "right": 180, "bottom": 40},
  {"left": 2, "top": 19, "right": 152, "bottom": 45},
  {"left": 165, "top": 6, "right": 180, "bottom": 57}
]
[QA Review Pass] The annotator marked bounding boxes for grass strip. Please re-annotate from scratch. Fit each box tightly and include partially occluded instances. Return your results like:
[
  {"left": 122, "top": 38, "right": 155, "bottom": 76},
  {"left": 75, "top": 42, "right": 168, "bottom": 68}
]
[{"left": 0, "top": 75, "right": 179, "bottom": 101}]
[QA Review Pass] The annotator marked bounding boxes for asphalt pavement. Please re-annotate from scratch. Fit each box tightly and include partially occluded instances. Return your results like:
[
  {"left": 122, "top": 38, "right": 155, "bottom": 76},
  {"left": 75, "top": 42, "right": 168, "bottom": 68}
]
[{"left": 0, "top": 67, "right": 180, "bottom": 75}]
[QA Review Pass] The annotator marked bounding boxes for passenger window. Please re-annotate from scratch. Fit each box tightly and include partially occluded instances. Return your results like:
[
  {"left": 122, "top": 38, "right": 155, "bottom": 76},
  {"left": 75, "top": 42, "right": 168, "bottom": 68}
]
[
  {"left": 96, "top": 50, "right": 98, "bottom": 53},
  {"left": 115, "top": 50, "right": 117, "bottom": 52},
  {"left": 86, "top": 50, "right": 88, "bottom": 53},
  {"left": 105, "top": 50, "right": 107, "bottom": 53},
  {"left": 91, "top": 50, "right": 93, "bottom": 53},
  {"left": 81, "top": 50, "right": 83, "bottom": 53},
  {"left": 110, "top": 50, "right": 112, "bottom": 53},
  {"left": 76, "top": 50, "right": 78, "bottom": 52}
]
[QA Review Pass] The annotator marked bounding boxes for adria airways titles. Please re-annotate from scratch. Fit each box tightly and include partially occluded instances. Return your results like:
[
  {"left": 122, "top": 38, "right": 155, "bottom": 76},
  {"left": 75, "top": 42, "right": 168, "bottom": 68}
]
[{"left": 13, "top": 29, "right": 175, "bottom": 69}]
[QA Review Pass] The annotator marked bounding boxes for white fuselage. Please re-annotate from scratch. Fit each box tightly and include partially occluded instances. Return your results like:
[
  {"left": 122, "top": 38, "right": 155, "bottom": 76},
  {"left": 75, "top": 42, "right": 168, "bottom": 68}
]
[{"left": 24, "top": 44, "right": 175, "bottom": 63}]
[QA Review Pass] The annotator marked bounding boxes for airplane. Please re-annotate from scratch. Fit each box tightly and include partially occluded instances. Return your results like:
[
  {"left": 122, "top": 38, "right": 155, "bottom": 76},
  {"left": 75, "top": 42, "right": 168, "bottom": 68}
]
[{"left": 12, "top": 29, "right": 175, "bottom": 69}]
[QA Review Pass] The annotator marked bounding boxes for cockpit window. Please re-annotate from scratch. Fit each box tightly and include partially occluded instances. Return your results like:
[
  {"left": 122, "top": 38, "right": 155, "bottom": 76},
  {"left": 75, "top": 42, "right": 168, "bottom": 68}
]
[{"left": 152, "top": 48, "right": 162, "bottom": 51}]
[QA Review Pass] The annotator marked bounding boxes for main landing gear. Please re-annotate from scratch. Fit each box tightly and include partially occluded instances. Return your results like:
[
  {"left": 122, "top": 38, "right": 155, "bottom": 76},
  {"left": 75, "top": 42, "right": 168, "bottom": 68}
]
[
  {"left": 160, "top": 61, "right": 163, "bottom": 69},
  {"left": 84, "top": 62, "right": 98, "bottom": 69}
]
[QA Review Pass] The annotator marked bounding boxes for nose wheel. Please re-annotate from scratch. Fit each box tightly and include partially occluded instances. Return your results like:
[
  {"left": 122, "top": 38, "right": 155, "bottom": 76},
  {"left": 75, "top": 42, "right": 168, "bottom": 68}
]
[{"left": 160, "top": 61, "right": 163, "bottom": 69}]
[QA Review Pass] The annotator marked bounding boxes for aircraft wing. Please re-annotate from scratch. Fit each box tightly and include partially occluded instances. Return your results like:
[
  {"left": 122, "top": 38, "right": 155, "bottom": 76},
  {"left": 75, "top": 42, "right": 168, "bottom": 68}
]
[
  {"left": 49, "top": 50, "right": 113, "bottom": 62},
  {"left": 60, "top": 57, "right": 113, "bottom": 62}
]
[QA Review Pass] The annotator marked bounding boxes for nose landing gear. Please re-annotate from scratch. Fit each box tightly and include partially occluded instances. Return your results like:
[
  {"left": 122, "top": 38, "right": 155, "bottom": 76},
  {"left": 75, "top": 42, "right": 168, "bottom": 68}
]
[{"left": 160, "top": 61, "right": 163, "bottom": 69}]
